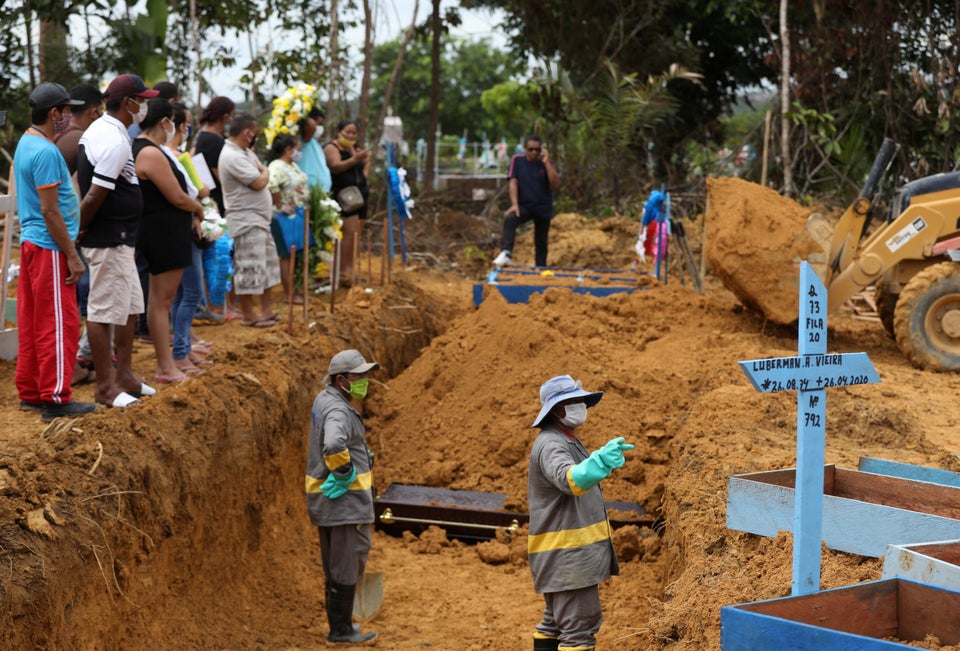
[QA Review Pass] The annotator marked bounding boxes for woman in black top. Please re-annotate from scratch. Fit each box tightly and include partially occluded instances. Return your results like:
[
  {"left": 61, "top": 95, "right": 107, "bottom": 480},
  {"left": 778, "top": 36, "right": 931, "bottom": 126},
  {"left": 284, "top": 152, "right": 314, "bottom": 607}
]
[
  {"left": 192, "top": 96, "right": 234, "bottom": 216},
  {"left": 323, "top": 119, "right": 371, "bottom": 282},
  {"left": 133, "top": 99, "right": 204, "bottom": 384}
]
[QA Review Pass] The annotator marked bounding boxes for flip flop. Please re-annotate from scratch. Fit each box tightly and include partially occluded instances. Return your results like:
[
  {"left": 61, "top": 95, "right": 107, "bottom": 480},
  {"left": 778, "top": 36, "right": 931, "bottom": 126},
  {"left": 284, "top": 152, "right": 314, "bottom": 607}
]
[
  {"left": 153, "top": 374, "right": 188, "bottom": 384},
  {"left": 101, "top": 392, "right": 142, "bottom": 408},
  {"left": 240, "top": 318, "right": 277, "bottom": 328},
  {"left": 129, "top": 382, "right": 157, "bottom": 398}
]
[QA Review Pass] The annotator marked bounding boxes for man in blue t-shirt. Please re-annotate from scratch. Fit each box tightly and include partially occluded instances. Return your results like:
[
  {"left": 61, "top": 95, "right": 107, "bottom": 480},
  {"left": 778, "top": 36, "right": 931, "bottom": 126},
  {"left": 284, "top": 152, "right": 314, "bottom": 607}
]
[
  {"left": 493, "top": 135, "right": 561, "bottom": 267},
  {"left": 13, "top": 82, "right": 97, "bottom": 421}
]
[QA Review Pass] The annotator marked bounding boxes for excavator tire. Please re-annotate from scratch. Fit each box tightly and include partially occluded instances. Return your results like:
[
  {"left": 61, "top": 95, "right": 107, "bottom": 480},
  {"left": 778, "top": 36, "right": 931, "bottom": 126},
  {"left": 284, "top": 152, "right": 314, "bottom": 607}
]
[
  {"left": 874, "top": 285, "right": 897, "bottom": 339},
  {"left": 893, "top": 262, "right": 960, "bottom": 371}
]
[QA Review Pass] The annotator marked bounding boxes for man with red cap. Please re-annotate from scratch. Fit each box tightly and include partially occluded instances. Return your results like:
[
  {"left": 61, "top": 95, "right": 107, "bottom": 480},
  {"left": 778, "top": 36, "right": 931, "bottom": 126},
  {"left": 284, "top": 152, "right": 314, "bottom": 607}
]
[{"left": 77, "top": 74, "right": 159, "bottom": 408}]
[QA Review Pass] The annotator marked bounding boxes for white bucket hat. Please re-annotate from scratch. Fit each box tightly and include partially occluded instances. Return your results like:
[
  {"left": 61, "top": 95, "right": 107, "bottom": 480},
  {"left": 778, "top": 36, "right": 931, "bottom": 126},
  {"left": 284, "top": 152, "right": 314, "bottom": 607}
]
[
  {"left": 324, "top": 349, "right": 379, "bottom": 383},
  {"left": 532, "top": 375, "right": 603, "bottom": 428}
]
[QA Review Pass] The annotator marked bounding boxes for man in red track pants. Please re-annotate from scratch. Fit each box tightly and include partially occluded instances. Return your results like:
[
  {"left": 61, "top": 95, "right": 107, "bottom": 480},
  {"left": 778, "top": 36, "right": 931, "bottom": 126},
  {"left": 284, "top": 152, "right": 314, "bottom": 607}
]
[{"left": 13, "top": 83, "right": 97, "bottom": 422}]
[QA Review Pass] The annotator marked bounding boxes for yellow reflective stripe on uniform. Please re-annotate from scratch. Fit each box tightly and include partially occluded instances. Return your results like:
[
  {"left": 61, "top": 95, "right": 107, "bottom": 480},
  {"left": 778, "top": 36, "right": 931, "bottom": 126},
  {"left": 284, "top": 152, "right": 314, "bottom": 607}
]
[
  {"left": 533, "top": 632, "right": 558, "bottom": 640},
  {"left": 558, "top": 646, "right": 594, "bottom": 651},
  {"left": 304, "top": 470, "right": 374, "bottom": 494},
  {"left": 324, "top": 449, "right": 352, "bottom": 471},
  {"left": 527, "top": 519, "right": 612, "bottom": 554},
  {"left": 351, "top": 470, "right": 373, "bottom": 491},
  {"left": 566, "top": 467, "right": 589, "bottom": 496}
]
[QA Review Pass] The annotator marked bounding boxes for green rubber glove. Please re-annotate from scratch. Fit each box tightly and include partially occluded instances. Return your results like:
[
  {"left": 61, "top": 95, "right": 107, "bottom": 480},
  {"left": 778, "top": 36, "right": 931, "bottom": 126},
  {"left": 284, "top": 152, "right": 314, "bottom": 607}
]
[
  {"left": 570, "top": 452, "right": 612, "bottom": 491},
  {"left": 320, "top": 465, "right": 357, "bottom": 500},
  {"left": 596, "top": 437, "right": 635, "bottom": 469},
  {"left": 570, "top": 437, "right": 635, "bottom": 491}
]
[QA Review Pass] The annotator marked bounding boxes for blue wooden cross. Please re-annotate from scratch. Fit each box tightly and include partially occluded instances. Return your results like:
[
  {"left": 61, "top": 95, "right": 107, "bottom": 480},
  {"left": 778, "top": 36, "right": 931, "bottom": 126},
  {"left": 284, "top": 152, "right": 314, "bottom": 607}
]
[{"left": 738, "top": 261, "right": 881, "bottom": 596}]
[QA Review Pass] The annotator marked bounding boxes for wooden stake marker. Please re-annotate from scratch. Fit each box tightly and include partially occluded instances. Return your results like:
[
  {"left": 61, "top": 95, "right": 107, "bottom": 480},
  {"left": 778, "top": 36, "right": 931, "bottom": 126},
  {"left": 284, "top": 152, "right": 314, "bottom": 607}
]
[{"left": 736, "top": 261, "right": 880, "bottom": 596}]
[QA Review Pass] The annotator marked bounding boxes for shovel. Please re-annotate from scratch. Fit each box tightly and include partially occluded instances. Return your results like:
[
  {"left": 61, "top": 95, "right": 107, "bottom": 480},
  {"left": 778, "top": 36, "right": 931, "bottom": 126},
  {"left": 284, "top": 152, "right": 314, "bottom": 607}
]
[{"left": 353, "top": 571, "right": 383, "bottom": 621}]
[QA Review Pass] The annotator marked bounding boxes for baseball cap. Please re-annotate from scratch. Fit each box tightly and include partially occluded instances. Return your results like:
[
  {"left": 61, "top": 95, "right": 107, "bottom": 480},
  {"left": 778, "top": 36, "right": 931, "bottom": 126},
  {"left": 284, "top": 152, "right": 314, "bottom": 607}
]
[
  {"left": 104, "top": 74, "right": 160, "bottom": 102},
  {"left": 29, "top": 82, "right": 84, "bottom": 112},
  {"left": 325, "top": 349, "right": 379, "bottom": 383}
]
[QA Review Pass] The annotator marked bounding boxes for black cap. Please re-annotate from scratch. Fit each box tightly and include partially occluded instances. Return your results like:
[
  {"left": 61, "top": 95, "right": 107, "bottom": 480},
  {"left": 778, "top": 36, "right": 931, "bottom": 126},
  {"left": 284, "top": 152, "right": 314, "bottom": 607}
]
[{"left": 29, "top": 82, "right": 84, "bottom": 112}]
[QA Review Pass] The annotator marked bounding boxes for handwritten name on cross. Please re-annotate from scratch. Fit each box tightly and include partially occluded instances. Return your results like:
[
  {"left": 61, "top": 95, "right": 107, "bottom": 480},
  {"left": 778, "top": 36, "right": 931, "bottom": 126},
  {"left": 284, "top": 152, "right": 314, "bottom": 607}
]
[{"left": 738, "top": 261, "right": 880, "bottom": 596}]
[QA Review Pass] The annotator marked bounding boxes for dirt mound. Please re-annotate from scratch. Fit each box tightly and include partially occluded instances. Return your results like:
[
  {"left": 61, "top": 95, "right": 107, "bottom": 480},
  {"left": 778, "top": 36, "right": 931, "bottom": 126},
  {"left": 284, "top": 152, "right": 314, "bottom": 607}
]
[
  {"left": 3, "top": 204, "right": 960, "bottom": 649},
  {"left": 704, "top": 177, "right": 827, "bottom": 324}
]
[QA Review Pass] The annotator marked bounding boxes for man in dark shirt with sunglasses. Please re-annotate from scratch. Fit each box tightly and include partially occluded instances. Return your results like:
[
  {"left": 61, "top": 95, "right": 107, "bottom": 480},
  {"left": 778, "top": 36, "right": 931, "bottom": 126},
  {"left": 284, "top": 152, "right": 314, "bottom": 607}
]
[{"left": 493, "top": 134, "right": 560, "bottom": 268}]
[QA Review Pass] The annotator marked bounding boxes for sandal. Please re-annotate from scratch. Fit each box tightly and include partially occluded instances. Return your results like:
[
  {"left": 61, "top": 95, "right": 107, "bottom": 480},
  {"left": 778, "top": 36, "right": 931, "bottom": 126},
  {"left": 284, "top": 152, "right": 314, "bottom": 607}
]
[
  {"left": 240, "top": 317, "right": 277, "bottom": 328},
  {"left": 100, "top": 392, "right": 142, "bottom": 408},
  {"left": 189, "top": 355, "right": 215, "bottom": 368},
  {"left": 154, "top": 373, "right": 188, "bottom": 384}
]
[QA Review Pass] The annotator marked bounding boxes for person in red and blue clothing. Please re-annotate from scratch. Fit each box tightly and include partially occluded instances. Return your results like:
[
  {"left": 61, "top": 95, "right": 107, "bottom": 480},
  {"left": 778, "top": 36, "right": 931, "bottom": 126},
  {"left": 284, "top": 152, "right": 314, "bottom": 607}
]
[
  {"left": 493, "top": 134, "right": 560, "bottom": 268},
  {"left": 13, "top": 83, "right": 97, "bottom": 421}
]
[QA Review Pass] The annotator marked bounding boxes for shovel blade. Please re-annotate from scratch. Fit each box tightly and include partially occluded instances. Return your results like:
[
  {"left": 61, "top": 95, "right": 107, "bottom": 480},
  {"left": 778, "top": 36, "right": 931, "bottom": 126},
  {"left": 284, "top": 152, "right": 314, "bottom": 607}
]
[{"left": 353, "top": 572, "right": 383, "bottom": 621}]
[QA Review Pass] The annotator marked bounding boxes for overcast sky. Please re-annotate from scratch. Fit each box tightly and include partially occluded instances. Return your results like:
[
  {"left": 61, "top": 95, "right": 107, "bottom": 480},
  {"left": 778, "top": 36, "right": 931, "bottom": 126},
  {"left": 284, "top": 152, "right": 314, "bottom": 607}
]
[
  {"left": 55, "top": 1, "right": 507, "bottom": 102},
  {"left": 212, "top": 0, "right": 508, "bottom": 99}
]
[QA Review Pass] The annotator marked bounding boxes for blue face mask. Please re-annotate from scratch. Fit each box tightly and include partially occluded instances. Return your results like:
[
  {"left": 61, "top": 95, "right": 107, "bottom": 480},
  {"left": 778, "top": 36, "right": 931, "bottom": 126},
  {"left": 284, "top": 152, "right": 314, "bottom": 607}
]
[{"left": 186, "top": 124, "right": 194, "bottom": 140}]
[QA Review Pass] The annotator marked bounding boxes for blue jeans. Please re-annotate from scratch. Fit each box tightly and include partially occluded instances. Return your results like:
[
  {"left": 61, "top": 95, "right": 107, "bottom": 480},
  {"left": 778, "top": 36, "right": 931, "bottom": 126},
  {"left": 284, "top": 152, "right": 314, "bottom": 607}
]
[{"left": 172, "top": 243, "right": 203, "bottom": 360}]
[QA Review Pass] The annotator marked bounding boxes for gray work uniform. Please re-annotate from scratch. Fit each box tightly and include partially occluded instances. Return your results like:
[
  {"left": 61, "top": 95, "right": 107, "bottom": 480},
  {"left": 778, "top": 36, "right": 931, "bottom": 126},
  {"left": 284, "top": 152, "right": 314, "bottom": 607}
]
[
  {"left": 528, "top": 425, "right": 619, "bottom": 650},
  {"left": 306, "top": 385, "right": 375, "bottom": 584}
]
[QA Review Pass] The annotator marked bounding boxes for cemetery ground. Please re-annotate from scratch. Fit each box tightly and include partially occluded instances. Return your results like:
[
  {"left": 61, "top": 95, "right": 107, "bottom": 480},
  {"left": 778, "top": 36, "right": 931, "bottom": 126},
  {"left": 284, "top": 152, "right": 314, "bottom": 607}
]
[{"left": 2, "top": 206, "right": 960, "bottom": 649}]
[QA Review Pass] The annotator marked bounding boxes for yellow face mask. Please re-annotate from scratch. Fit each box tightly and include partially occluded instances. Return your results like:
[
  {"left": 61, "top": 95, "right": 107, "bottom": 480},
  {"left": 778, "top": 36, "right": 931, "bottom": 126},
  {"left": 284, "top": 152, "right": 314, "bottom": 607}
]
[{"left": 338, "top": 135, "right": 356, "bottom": 148}]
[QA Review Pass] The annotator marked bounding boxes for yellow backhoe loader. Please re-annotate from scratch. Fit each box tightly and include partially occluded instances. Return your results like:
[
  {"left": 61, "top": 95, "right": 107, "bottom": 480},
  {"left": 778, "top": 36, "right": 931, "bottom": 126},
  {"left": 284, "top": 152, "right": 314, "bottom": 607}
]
[{"left": 819, "top": 138, "right": 960, "bottom": 371}]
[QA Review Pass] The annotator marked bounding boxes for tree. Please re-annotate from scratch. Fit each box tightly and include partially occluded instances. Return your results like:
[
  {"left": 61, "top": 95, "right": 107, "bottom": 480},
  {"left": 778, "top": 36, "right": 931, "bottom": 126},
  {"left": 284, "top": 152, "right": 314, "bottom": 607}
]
[
  {"left": 425, "top": 0, "right": 441, "bottom": 192},
  {"left": 467, "top": 0, "right": 773, "bottom": 180},
  {"left": 368, "top": 37, "right": 525, "bottom": 142}
]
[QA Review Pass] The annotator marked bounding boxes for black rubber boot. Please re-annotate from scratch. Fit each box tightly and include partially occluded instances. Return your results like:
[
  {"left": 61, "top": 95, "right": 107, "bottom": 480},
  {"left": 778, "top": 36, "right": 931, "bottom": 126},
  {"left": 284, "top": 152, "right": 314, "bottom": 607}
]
[
  {"left": 533, "top": 637, "right": 560, "bottom": 650},
  {"left": 326, "top": 581, "right": 376, "bottom": 644}
]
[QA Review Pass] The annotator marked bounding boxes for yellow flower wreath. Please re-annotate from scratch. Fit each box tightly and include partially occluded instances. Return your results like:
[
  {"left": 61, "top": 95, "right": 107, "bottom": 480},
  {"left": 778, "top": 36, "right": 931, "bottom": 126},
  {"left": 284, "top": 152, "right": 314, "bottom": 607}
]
[{"left": 264, "top": 83, "right": 319, "bottom": 146}]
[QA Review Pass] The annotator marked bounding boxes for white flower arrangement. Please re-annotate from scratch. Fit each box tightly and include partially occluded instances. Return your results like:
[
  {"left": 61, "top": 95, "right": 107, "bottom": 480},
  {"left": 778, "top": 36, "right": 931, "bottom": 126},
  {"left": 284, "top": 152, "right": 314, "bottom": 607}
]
[
  {"left": 200, "top": 197, "right": 227, "bottom": 242},
  {"left": 311, "top": 190, "right": 344, "bottom": 277},
  {"left": 265, "top": 83, "right": 319, "bottom": 146}
]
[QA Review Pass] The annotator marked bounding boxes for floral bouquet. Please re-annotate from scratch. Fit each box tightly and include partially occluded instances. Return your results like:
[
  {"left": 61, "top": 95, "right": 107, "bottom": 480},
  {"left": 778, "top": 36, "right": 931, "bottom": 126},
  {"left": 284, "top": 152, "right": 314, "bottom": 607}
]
[
  {"left": 310, "top": 185, "right": 343, "bottom": 280},
  {"left": 264, "top": 83, "right": 319, "bottom": 146},
  {"left": 199, "top": 197, "right": 227, "bottom": 242}
]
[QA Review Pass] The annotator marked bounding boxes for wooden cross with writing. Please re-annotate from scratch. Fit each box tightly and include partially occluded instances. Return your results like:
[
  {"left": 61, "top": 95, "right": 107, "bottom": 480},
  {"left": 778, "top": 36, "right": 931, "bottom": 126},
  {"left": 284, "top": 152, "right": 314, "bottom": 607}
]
[{"left": 739, "top": 261, "right": 881, "bottom": 595}]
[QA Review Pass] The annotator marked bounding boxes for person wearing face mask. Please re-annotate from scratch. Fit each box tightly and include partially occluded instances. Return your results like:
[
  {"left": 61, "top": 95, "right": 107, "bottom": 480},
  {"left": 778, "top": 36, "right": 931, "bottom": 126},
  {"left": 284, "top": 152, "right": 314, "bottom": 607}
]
[
  {"left": 132, "top": 98, "right": 205, "bottom": 383},
  {"left": 306, "top": 349, "right": 380, "bottom": 645},
  {"left": 527, "top": 375, "right": 635, "bottom": 651},
  {"left": 53, "top": 83, "right": 104, "bottom": 388},
  {"left": 54, "top": 84, "right": 103, "bottom": 178},
  {"left": 218, "top": 112, "right": 281, "bottom": 327},
  {"left": 77, "top": 73, "right": 160, "bottom": 409},
  {"left": 298, "top": 107, "right": 332, "bottom": 194},
  {"left": 266, "top": 134, "right": 310, "bottom": 304},
  {"left": 13, "top": 82, "right": 98, "bottom": 422},
  {"left": 324, "top": 119, "right": 371, "bottom": 285}
]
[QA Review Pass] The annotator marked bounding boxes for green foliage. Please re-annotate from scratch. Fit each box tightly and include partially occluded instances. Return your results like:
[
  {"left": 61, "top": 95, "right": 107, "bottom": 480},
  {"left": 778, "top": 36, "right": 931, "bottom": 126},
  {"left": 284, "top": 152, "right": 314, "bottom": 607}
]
[
  {"left": 368, "top": 36, "right": 525, "bottom": 140},
  {"left": 786, "top": 103, "right": 840, "bottom": 158},
  {"left": 480, "top": 80, "right": 538, "bottom": 135},
  {"left": 557, "top": 60, "right": 701, "bottom": 208}
]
